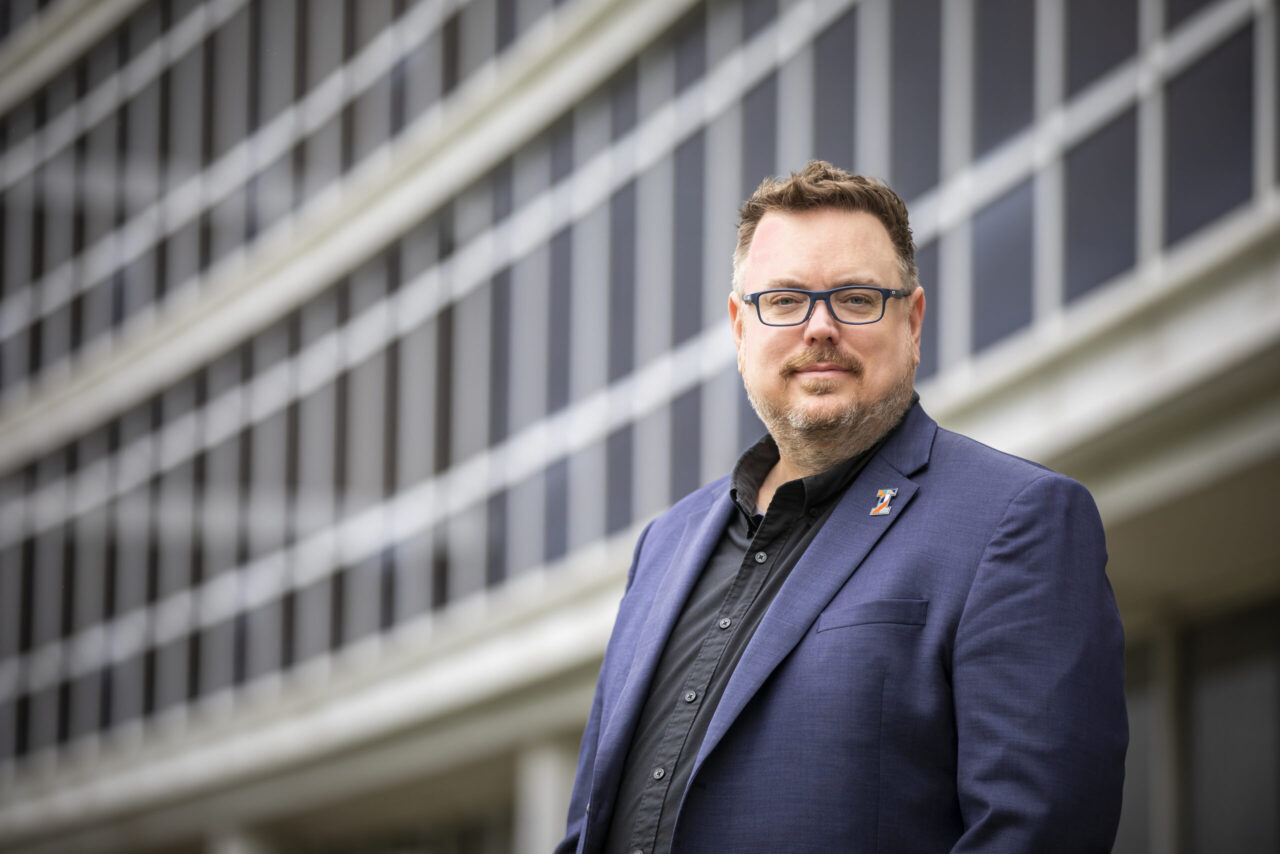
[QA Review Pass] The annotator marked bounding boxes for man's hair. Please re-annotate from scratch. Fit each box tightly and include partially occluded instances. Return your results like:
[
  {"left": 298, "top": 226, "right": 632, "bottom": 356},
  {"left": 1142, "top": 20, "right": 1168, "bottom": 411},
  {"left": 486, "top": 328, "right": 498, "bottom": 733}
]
[{"left": 732, "top": 161, "right": 918, "bottom": 295}]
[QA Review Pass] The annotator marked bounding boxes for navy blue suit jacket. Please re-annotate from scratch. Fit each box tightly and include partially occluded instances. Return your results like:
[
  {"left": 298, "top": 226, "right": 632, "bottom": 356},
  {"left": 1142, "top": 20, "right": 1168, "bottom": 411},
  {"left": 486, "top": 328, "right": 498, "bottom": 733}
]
[{"left": 559, "top": 404, "right": 1127, "bottom": 853}]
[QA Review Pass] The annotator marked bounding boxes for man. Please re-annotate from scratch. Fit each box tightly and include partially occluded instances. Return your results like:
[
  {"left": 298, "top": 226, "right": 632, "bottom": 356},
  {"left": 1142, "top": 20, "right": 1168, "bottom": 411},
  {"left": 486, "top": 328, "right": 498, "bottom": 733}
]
[{"left": 557, "top": 162, "right": 1127, "bottom": 853}]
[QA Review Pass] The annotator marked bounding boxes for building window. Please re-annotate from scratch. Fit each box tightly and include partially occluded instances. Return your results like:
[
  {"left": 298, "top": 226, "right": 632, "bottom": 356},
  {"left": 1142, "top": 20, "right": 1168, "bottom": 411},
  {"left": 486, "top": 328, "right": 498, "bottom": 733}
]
[
  {"left": 973, "top": 0, "right": 1035, "bottom": 158},
  {"left": 1065, "top": 108, "right": 1137, "bottom": 302},
  {"left": 971, "top": 179, "right": 1034, "bottom": 353}
]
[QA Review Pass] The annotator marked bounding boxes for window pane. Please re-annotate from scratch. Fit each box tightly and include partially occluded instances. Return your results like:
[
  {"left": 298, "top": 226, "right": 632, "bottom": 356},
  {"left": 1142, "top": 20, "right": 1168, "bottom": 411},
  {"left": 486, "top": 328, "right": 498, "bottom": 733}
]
[
  {"left": 812, "top": 10, "right": 856, "bottom": 170},
  {"left": 605, "top": 425, "right": 633, "bottom": 535},
  {"left": 212, "top": 6, "right": 251, "bottom": 161},
  {"left": 672, "top": 131, "right": 705, "bottom": 346},
  {"left": 1164, "top": 25, "right": 1253, "bottom": 247},
  {"left": 1066, "top": 0, "right": 1138, "bottom": 97},
  {"left": 891, "top": 0, "right": 941, "bottom": 200},
  {"left": 608, "top": 182, "right": 636, "bottom": 382},
  {"left": 973, "top": 0, "right": 1035, "bottom": 157},
  {"left": 1065, "top": 108, "right": 1137, "bottom": 302},
  {"left": 916, "top": 241, "right": 939, "bottom": 380},
  {"left": 971, "top": 179, "right": 1034, "bottom": 352},
  {"left": 670, "top": 386, "right": 701, "bottom": 502},
  {"left": 1166, "top": 0, "right": 1215, "bottom": 32},
  {"left": 548, "top": 229, "right": 572, "bottom": 412}
]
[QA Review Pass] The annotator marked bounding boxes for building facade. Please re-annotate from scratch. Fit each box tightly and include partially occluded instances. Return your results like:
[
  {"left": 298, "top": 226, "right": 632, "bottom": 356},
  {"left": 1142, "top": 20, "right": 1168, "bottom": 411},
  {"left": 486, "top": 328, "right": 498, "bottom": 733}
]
[{"left": 0, "top": 0, "right": 1277, "bottom": 851}]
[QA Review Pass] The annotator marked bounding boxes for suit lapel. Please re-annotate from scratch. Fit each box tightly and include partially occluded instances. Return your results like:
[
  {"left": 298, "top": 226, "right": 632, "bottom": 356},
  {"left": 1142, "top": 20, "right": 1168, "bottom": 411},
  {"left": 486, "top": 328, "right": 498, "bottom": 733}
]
[
  {"left": 693, "top": 407, "right": 937, "bottom": 771},
  {"left": 587, "top": 489, "right": 735, "bottom": 839}
]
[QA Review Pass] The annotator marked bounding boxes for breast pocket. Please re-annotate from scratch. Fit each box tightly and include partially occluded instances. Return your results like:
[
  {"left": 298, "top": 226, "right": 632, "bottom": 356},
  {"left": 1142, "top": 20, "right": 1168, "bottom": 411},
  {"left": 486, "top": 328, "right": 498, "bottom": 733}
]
[{"left": 815, "top": 598, "right": 929, "bottom": 632}]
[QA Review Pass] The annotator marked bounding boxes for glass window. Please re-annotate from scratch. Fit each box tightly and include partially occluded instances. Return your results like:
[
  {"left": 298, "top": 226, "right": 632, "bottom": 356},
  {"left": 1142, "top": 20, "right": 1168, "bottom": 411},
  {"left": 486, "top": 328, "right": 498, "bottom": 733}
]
[
  {"left": 85, "top": 115, "right": 121, "bottom": 248},
  {"left": 670, "top": 386, "right": 701, "bottom": 502},
  {"left": 0, "top": 542, "right": 19, "bottom": 658},
  {"left": 451, "top": 285, "right": 494, "bottom": 459},
  {"left": 544, "top": 459, "right": 569, "bottom": 563},
  {"left": 605, "top": 425, "right": 633, "bottom": 536},
  {"left": 459, "top": 0, "right": 496, "bottom": 80},
  {"left": 114, "top": 483, "right": 152, "bottom": 613},
  {"left": 813, "top": 9, "right": 856, "bottom": 171},
  {"left": 490, "top": 269, "right": 511, "bottom": 447},
  {"left": 354, "top": 0, "right": 394, "bottom": 53},
  {"left": 346, "top": 351, "right": 387, "bottom": 514},
  {"left": 743, "top": 0, "right": 777, "bottom": 41},
  {"left": 353, "top": 69, "right": 394, "bottom": 166},
  {"left": 673, "top": 5, "right": 707, "bottom": 93},
  {"left": 568, "top": 441, "right": 606, "bottom": 552},
  {"left": 342, "top": 557, "right": 382, "bottom": 645},
  {"left": 608, "top": 182, "right": 637, "bottom": 382},
  {"left": 33, "top": 525, "right": 66, "bottom": 647},
  {"left": 971, "top": 179, "right": 1034, "bottom": 353},
  {"left": 1166, "top": 0, "right": 1216, "bottom": 32},
  {"left": 1065, "top": 108, "right": 1137, "bottom": 302},
  {"left": 28, "top": 685, "right": 59, "bottom": 754},
  {"left": 293, "top": 576, "right": 332, "bottom": 663},
  {"left": 1066, "top": 0, "right": 1138, "bottom": 97},
  {"left": 548, "top": 229, "right": 572, "bottom": 413},
  {"left": 973, "top": 0, "right": 1035, "bottom": 158},
  {"left": 673, "top": 131, "right": 705, "bottom": 347},
  {"left": 550, "top": 113, "right": 574, "bottom": 184},
  {"left": 301, "top": 116, "right": 343, "bottom": 206},
  {"left": 610, "top": 62, "right": 639, "bottom": 141},
  {"left": 256, "top": 0, "right": 297, "bottom": 126},
  {"left": 212, "top": 6, "right": 251, "bottom": 162},
  {"left": 166, "top": 44, "right": 205, "bottom": 190},
  {"left": 398, "top": 317, "right": 440, "bottom": 488},
  {"left": 158, "top": 460, "right": 196, "bottom": 597},
  {"left": 570, "top": 204, "right": 609, "bottom": 401},
  {"left": 394, "top": 529, "right": 435, "bottom": 622},
  {"left": 891, "top": 0, "right": 941, "bottom": 200},
  {"left": 446, "top": 502, "right": 488, "bottom": 597},
  {"left": 486, "top": 492, "right": 507, "bottom": 586},
  {"left": 1164, "top": 24, "right": 1253, "bottom": 247},
  {"left": 110, "top": 653, "right": 145, "bottom": 728},
  {"left": 198, "top": 618, "right": 236, "bottom": 696},
  {"left": 202, "top": 435, "right": 242, "bottom": 580},
  {"left": 916, "top": 241, "right": 939, "bottom": 380},
  {"left": 153, "top": 636, "right": 189, "bottom": 713},
  {"left": 507, "top": 250, "right": 546, "bottom": 436}
]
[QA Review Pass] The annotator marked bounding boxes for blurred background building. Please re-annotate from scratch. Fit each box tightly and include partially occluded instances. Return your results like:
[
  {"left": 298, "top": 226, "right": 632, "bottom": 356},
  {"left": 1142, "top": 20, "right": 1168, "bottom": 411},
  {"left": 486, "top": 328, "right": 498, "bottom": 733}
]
[{"left": 0, "top": 0, "right": 1276, "bottom": 851}]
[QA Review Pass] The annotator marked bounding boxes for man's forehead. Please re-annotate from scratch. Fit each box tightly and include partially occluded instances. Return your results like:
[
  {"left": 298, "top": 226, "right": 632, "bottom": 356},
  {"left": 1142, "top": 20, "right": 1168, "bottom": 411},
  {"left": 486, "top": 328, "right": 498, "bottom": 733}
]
[{"left": 747, "top": 208, "right": 898, "bottom": 279}]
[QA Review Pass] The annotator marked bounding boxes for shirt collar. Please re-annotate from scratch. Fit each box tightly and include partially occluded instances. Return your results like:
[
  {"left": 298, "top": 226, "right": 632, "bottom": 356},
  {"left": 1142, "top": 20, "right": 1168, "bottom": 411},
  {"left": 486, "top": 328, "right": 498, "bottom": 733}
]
[{"left": 729, "top": 392, "right": 919, "bottom": 520}]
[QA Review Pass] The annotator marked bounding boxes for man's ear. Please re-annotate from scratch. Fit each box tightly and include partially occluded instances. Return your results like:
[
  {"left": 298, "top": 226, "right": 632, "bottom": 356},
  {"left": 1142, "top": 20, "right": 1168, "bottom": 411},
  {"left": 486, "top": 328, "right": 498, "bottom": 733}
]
[
  {"left": 729, "top": 291, "right": 746, "bottom": 374},
  {"left": 908, "top": 287, "right": 925, "bottom": 363}
]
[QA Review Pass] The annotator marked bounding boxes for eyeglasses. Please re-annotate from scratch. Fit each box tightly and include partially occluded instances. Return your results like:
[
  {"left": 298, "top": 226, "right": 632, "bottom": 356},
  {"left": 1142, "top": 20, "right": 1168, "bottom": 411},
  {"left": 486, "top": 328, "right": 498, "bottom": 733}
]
[{"left": 742, "top": 285, "right": 908, "bottom": 326}]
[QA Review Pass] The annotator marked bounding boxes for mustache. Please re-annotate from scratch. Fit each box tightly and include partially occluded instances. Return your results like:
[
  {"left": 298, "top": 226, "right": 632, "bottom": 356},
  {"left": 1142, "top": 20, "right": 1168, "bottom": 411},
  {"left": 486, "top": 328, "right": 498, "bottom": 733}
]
[{"left": 781, "top": 346, "right": 862, "bottom": 376}]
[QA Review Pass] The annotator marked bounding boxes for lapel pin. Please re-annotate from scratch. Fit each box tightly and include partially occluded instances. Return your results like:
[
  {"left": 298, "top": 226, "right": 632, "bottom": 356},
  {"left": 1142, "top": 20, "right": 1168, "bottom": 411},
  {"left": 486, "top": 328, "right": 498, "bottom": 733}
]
[{"left": 870, "top": 488, "right": 897, "bottom": 516}]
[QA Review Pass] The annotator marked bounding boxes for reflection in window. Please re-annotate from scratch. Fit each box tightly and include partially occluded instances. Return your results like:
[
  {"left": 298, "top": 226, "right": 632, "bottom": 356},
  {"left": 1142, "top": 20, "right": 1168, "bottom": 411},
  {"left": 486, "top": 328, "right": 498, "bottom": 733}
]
[
  {"left": 972, "top": 179, "right": 1034, "bottom": 353},
  {"left": 1164, "top": 25, "right": 1253, "bottom": 247}
]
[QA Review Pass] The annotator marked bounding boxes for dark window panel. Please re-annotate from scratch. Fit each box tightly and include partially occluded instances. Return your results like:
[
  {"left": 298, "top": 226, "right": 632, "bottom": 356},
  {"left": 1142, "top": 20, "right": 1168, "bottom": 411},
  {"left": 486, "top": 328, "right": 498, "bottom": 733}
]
[
  {"left": 110, "top": 654, "right": 145, "bottom": 728},
  {"left": 487, "top": 492, "right": 507, "bottom": 587},
  {"left": 212, "top": 5, "right": 251, "bottom": 161},
  {"left": 608, "top": 181, "right": 637, "bottom": 382},
  {"left": 743, "top": 0, "right": 777, "bottom": 40},
  {"left": 0, "top": 543, "right": 21, "bottom": 658},
  {"left": 1066, "top": 0, "right": 1139, "bottom": 97},
  {"left": 395, "top": 529, "right": 434, "bottom": 622},
  {"left": 353, "top": 69, "right": 394, "bottom": 165},
  {"left": 812, "top": 10, "right": 856, "bottom": 172},
  {"left": 548, "top": 229, "right": 572, "bottom": 412},
  {"left": 497, "top": 0, "right": 517, "bottom": 50},
  {"left": 434, "top": 303, "right": 454, "bottom": 471},
  {"left": 673, "top": 130, "right": 705, "bottom": 346},
  {"left": 1166, "top": 0, "right": 1216, "bottom": 32},
  {"left": 154, "top": 636, "right": 189, "bottom": 713},
  {"left": 915, "top": 241, "right": 939, "bottom": 380},
  {"left": 343, "top": 558, "right": 381, "bottom": 645},
  {"left": 544, "top": 459, "right": 569, "bottom": 563},
  {"left": 1164, "top": 24, "right": 1253, "bottom": 247},
  {"left": 610, "top": 61, "right": 639, "bottom": 141},
  {"left": 28, "top": 685, "right": 59, "bottom": 754},
  {"left": 492, "top": 159, "right": 514, "bottom": 222},
  {"left": 199, "top": 619, "right": 236, "bottom": 696},
  {"left": 973, "top": 0, "right": 1035, "bottom": 157},
  {"left": 605, "top": 425, "right": 633, "bottom": 536},
  {"left": 294, "top": 576, "right": 331, "bottom": 663},
  {"left": 674, "top": 6, "right": 707, "bottom": 92},
  {"left": 353, "top": 0, "right": 394, "bottom": 52},
  {"left": 68, "top": 670, "right": 101, "bottom": 740},
  {"left": 441, "top": 12, "right": 461, "bottom": 95},
  {"left": 1065, "top": 108, "right": 1137, "bottom": 302},
  {"left": 671, "top": 388, "right": 701, "bottom": 502},
  {"left": 891, "top": 0, "right": 941, "bottom": 200},
  {"left": 972, "top": 179, "right": 1035, "bottom": 353},
  {"left": 550, "top": 113, "right": 574, "bottom": 183}
]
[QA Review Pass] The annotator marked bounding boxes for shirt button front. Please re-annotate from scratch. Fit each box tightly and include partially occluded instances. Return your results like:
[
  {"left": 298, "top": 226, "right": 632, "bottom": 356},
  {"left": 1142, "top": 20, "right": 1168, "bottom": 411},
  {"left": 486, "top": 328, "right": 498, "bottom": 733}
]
[
  {"left": 718, "top": 617, "right": 732, "bottom": 630},
  {"left": 754, "top": 551, "right": 768, "bottom": 563},
  {"left": 652, "top": 766, "right": 666, "bottom": 780},
  {"left": 683, "top": 690, "right": 697, "bottom": 703}
]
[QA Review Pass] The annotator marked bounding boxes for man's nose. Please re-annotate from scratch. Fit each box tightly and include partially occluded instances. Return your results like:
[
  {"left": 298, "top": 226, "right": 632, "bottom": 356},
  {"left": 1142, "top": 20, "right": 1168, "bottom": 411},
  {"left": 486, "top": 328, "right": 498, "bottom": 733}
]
[{"left": 805, "top": 296, "right": 841, "bottom": 342}]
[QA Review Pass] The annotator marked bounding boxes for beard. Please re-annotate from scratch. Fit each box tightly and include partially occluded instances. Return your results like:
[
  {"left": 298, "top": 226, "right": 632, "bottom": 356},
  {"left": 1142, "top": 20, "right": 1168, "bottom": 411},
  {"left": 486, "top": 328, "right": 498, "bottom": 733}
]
[{"left": 745, "top": 342, "right": 917, "bottom": 473}]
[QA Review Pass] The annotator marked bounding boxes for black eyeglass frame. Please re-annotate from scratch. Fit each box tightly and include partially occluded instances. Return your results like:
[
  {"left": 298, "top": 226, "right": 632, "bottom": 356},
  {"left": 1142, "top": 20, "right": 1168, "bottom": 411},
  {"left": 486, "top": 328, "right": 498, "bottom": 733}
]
[{"left": 742, "top": 285, "right": 910, "bottom": 326}]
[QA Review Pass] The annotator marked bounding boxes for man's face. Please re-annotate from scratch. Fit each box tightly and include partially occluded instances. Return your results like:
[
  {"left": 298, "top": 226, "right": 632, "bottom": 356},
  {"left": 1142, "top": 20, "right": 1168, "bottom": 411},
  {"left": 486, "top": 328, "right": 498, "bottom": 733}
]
[{"left": 729, "top": 208, "right": 925, "bottom": 444}]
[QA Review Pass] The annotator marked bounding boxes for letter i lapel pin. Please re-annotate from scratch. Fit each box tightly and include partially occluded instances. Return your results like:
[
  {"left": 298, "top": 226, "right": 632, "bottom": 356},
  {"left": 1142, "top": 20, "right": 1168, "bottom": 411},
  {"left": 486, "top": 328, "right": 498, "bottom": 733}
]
[{"left": 869, "top": 488, "right": 897, "bottom": 516}]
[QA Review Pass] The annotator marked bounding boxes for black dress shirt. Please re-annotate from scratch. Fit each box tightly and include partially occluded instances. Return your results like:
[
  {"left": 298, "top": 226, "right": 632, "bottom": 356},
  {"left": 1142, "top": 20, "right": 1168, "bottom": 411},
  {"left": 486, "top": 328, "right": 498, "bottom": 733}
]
[{"left": 602, "top": 430, "right": 888, "bottom": 854}]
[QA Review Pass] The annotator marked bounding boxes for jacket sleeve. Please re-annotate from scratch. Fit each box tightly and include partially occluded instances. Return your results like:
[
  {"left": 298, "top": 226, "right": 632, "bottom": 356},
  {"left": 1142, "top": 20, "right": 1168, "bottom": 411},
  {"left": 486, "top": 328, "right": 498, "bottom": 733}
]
[
  {"left": 950, "top": 473, "right": 1128, "bottom": 853},
  {"left": 555, "top": 521, "right": 653, "bottom": 854}
]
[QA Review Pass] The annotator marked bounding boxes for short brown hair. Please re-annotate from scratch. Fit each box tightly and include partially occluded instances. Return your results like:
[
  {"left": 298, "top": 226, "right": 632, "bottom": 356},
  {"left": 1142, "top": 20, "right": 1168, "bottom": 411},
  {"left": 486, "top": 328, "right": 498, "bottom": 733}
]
[{"left": 732, "top": 161, "right": 918, "bottom": 295}]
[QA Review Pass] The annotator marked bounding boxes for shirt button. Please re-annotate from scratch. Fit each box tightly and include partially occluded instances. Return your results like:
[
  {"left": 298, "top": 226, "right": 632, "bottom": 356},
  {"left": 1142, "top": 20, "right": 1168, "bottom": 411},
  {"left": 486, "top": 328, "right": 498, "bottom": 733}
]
[
  {"left": 754, "top": 551, "right": 768, "bottom": 563},
  {"left": 631, "top": 849, "right": 644, "bottom": 854},
  {"left": 718, "top": 617, "right": 732, "bottom": 629},
  {"left": 652, "top": 766, "right": 666, "bottom": 780},
  {"left": 683, "top": 690, "right": 697, "bottom": 703}
]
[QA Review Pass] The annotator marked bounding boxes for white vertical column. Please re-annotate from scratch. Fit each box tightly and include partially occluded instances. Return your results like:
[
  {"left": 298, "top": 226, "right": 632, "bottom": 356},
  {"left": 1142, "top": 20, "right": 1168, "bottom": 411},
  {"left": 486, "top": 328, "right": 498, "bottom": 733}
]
[
  {"left": 939, "top": 0, "right": 975, "bottom": 368},
  {"left": 1149, "top": 624, "right": 1183, "bottom": 854},
  {"left": 1255, "top": 0, "right": 1276, "bottom": 199},
  {"left": 856, "top": 0, "right": 892, "bottom": 180},
  {"left": 513, "top": 740, "right": 580, "bottom": 854},
  {"left": 1034, "top": 0, "right": 1066, "bottom": 327},
  {"left": 1137, "top": 0, "right": 1167, "bottom": 265}
]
